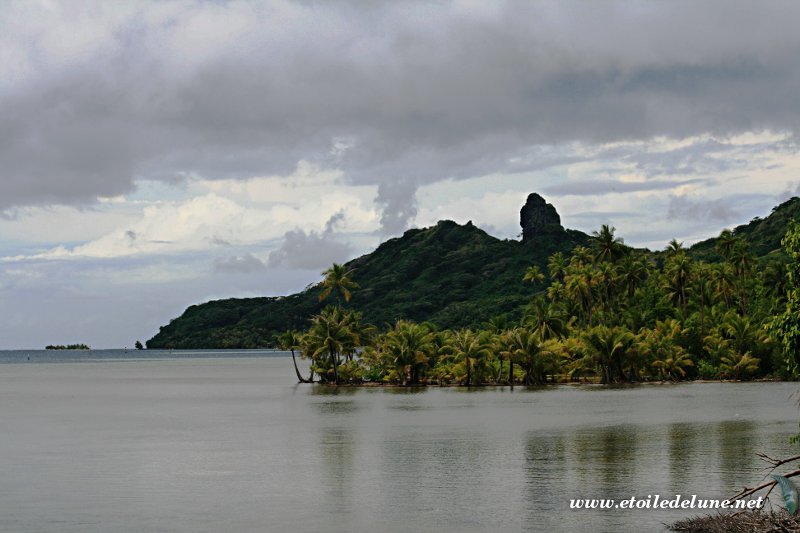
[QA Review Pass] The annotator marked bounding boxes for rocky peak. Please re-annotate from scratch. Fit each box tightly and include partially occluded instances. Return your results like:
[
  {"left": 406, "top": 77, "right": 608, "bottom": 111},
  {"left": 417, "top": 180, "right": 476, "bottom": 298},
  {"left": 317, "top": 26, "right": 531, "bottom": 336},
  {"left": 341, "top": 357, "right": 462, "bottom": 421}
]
[{"left": 520, "top": 193, "right": 563, "bottom": 242}]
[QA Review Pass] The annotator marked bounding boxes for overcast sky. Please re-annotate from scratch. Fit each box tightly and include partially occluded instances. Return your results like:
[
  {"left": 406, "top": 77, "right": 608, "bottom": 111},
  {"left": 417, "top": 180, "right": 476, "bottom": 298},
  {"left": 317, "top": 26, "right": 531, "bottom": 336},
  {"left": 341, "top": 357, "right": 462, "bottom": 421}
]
[{"left": 2, "top": 0, "right": 800, "bottom": 348}]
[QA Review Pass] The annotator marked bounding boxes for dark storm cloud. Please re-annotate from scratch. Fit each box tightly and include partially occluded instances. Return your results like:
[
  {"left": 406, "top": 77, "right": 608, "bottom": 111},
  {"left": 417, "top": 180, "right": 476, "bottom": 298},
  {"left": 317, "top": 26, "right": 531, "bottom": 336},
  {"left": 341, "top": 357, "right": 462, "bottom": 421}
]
[{"left": 4, "top": 0, "right": 800, "bottom": 230}]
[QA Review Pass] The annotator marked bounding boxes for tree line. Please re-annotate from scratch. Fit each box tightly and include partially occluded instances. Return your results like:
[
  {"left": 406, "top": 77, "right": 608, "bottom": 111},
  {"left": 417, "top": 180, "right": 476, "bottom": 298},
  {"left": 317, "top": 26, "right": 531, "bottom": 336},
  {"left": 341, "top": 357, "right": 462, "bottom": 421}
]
[{"left": 279, "top": 222, "right": 800, "bottom": 386}]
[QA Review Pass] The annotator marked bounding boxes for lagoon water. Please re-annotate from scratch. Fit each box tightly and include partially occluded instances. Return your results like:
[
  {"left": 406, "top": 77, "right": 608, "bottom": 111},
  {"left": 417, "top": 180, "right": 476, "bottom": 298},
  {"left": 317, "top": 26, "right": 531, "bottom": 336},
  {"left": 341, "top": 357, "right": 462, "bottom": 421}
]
[{"left": 0, "top": 350, "right": 798, "bottom": 532}]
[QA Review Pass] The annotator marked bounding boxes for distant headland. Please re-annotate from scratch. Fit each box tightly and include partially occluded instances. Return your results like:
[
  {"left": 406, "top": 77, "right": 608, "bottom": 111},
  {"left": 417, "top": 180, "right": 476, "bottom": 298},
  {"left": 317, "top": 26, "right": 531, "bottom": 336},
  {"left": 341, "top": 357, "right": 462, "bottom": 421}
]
[{"left": 45, "top": 344, "right": 91, "bottom": 350}]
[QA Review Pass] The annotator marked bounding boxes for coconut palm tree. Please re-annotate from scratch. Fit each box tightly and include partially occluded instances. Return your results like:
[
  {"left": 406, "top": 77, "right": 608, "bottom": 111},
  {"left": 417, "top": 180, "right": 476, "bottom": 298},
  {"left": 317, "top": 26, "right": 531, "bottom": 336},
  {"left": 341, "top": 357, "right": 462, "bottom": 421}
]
[
  {"left": 617, "top": 254, "right": 650, "bottom": 300},
  {"left": 665, "top": 238, "right": 685, "bottom": 257},
  {"left": 452, "top": 329, "right": 491, "bottom": 386},
  {"left": 592, "top": 224, "right": 626, "bottom": 263},
  {"left": 583, "top": 325, "right": 635, "bottom": 384},
  {"left": 304, "top": 306, "right": 355, "bottom": 384},
  {"left": 664, "top": 252, "right": 692, "bottom": 314},
  {"left": 277, "top": 330, "right": 312, "bottom": 383},
  {"left": 523, "top": 265, "right": 545, "bottom": 287},
  {"left": 523, "top": 297, "right": 568, "bottom": 341},
  {"left": 719, "top": 351, "right": 760, "bottom": 380},
  {"left": 319, "top": 263, "right": 359, "bottom": 305},
  {"left": 710, "top": 263, "right": 737, "bottom": 309},
  {"left": 384, "top": 321, "right": 434, "bottom": 385},
  {"left": 509, "top": 327, "right": 546, "bottom": 385},
  {"left": 715, "top": 229, "right": 738, "bottom": 260},
  {"left": 548, "top": 252, "right": 568, "bottom": 284}
]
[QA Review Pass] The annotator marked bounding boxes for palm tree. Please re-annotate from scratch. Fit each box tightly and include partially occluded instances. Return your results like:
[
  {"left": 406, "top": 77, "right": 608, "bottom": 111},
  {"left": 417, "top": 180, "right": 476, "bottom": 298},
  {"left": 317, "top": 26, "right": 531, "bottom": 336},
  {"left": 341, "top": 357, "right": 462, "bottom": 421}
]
[
  {"left": 592, "top": 224, "right": 626, "bottom": 263},
  {"left": 664, "top": 252, "right": 692, "bottom": 314},
  {"left": 583, "top": 325, "right": 635, "bottom": 384},
  {"left": 719, "top": 352, "right": 760, "bottom": 380},
  {"left": 494, "top": 330, "right": 515, "bottom": 385},
  {"left": 452, "top": 330, "right": 491, "bottom": 386},
  {"left": 571, "top": 245, "right": 593, "bottom": 266},
  {"left": 304, "top": 306, "right": 355, "bottom": 384},
  {"left": 523, "top": 297, "right": 567, "bottom": 341},
  {"left": 384, "top": 321, "right": 434, "bottom": 385},
  {"left": 652, "top": 350, "right": 694, "bottom": 381},
  {"left": 710, "top": 263, "right": 736, "bottom": 309},
  {"left": 762, "top": 261, "right": 788, "bottom": 311},
  {"left": 715, "top": 229, "right": 738, "bottom": 260},
  {"left": 617, "top": 254, "right": 650, "bottom": 299},
  {"left": 565, "top": 264, "right": 595, "bottom": 325},
  {"left": 665, "top": 238, "right": 685, "bottom": 257},
  {"left": 523, "top": 265, "right": 545, "bottom": 287},
  {"left": 547, "top": 252, "right": 568, "bottom": 283},
  {"left": 277, "top": 330, "right": 312, "bottom": 383},
  {"left": 319, "top": 263, "right": 359, "bottom": 305},
  {"left": 509, "top": 327, "right": 546, "bottom": 385}
]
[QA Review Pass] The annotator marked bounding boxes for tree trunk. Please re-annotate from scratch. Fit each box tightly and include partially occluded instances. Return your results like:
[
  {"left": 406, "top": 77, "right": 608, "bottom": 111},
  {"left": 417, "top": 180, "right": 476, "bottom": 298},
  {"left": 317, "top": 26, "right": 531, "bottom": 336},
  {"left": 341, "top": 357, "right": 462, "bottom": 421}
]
[
  {"left": 290, "top": 349, "right": 311, "bottom": 383},
  {"left": 509, "top": 359, "right": 514, "bottom": 389},
  {"left": 329, "top": 342, "right": 339, "bottom": 385}
]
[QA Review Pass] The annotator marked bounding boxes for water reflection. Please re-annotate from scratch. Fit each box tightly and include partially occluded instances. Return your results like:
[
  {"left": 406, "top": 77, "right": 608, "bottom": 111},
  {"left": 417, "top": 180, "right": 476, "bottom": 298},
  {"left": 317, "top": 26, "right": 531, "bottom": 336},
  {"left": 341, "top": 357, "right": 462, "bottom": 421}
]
[
  {"left": 718, "top": 420, "right": 757, "bottom": 490},
  {"left": 668, "top": 423, "right": 701, "bottom": 490},
  {"left": 319, "top": 427, "right": 356, "bottom": 516}
]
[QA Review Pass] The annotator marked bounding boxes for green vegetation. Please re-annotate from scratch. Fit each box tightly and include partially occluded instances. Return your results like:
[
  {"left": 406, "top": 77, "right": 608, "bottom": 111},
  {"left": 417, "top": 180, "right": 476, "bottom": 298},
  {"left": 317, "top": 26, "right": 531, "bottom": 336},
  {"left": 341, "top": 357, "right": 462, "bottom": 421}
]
[
  {"left": 147, "top": 219, "right": 588, "bottom": 348},
  {"left": 147, "top": 195, "right": 800, "bottom": 383},
  {"left": 45, "top": 344, "right": 91, "bottom": 350},
  {"left": 287, "top": 198, "right": 800, "bottom": 385}
]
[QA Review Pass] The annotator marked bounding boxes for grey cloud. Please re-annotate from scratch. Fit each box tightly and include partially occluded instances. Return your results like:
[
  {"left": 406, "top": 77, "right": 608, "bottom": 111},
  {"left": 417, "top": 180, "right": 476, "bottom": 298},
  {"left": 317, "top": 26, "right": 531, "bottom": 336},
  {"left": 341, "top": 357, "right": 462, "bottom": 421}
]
[
  {"left": 4, "top": 1, "right": 800, "bottom": 210},
  {"left": 213, "top": 253, "right": 267, "bottom": 274},
  {"left": 268, "top": 213, "right": 352, "bottom": 269},
  {"left": 667, "top": 195, "right": 743, "bottom": 224},
  {"left": 544, "top": 178, "right": 706, "bottom": 196},
  {"left": 777, "top": 182, "right": 800, "bottom": 203},
  {"left": 375, "top": 180, "right": 418, "bottom": 235}
]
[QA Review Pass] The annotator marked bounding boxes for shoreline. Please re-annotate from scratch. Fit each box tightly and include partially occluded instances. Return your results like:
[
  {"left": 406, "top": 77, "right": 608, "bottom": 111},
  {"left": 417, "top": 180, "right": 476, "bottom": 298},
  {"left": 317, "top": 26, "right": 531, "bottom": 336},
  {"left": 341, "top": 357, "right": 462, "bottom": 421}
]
[{"left": 303, "top": 377, "right": 796, "bottom": 388}]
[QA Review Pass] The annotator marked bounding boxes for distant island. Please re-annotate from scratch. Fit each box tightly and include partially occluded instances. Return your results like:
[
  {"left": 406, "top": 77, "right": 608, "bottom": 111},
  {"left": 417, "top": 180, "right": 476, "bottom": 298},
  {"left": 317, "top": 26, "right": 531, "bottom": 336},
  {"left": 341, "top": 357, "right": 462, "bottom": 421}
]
[{"left": 45, "top": 344, "right": 91, "bottom": 350}]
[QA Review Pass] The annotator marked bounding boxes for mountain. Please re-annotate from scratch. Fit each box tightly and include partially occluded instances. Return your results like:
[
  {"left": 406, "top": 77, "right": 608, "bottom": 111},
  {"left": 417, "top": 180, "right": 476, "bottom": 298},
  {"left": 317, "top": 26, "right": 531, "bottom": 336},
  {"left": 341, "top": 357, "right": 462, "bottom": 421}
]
[
  {"left": 146, "top": 194, "right": 588, "bottom": 348},
  {"left": 146, "top": 194, "right": 800, "bottom": 349},
  {"left": 688, "top": 196, "right": 800, "bottom": 261}
]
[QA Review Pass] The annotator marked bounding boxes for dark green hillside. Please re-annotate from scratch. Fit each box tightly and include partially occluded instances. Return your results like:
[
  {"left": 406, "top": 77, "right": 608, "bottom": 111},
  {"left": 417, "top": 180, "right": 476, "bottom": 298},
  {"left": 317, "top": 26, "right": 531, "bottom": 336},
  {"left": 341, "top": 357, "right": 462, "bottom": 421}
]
[
  {"left": 147, "top": 194, "right": 800, "bottom": 349},
  {"left": 689, "top": 196, "right": 800, "bottom": 261},
  {"left": 345, "top": 220, "right": 588, "bottom": 328},
  {"left": 147, "top": 194, "right": 588, "bottom": 348}
]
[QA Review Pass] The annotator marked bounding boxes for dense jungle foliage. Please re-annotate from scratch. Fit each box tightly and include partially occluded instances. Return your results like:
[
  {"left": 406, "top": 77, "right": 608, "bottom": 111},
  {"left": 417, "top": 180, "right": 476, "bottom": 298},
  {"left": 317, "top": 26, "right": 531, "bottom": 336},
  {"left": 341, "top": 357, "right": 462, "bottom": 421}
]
[{"left": 148, "top": 197, "right": 800, "bottom": 377}]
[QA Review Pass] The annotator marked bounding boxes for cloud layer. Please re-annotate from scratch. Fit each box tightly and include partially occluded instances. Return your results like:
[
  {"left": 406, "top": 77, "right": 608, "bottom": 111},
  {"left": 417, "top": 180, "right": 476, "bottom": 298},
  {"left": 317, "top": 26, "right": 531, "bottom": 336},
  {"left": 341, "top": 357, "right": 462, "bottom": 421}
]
[
  {"left": 3, "top": 1, "right": 800, "bottom": 348},
  {"left": 4, "top": 1, "right": 800, "bottom": 224}
]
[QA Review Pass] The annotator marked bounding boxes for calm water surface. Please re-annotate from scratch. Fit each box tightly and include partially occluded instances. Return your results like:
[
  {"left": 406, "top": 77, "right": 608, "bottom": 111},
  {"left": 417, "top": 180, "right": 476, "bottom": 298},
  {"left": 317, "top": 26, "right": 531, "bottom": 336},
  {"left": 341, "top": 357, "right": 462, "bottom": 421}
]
[{"left": 0, "top": 351, "right": 797, "bottom": 532}]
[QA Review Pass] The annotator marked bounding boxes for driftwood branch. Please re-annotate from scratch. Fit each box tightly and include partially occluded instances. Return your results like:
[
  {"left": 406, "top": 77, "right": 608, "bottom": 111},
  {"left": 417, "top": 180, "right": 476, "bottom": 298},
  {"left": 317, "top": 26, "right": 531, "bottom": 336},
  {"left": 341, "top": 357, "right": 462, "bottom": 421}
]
[
  {"left": 756, "top": 453, "right": 800, "bottom": 469},
  {"left": 731, "top": 468, "right": 800, "bottom": 501}
]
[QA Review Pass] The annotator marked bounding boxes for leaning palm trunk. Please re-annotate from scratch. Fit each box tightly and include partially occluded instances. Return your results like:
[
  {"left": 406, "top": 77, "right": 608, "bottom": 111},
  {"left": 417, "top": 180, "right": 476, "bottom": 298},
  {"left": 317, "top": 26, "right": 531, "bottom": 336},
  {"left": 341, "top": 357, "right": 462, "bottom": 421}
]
[{"left": 290, "top": 349, "right": 312, "bottom": 383}]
